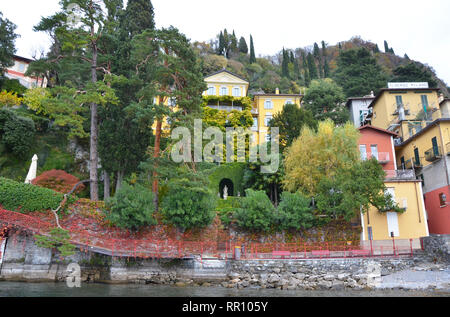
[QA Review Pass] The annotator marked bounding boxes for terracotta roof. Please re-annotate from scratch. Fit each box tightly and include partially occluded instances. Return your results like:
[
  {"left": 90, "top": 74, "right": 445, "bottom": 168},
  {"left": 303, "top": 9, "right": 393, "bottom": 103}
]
[{"left": 358, "top": 125, "right": 399, "bottom": 137}]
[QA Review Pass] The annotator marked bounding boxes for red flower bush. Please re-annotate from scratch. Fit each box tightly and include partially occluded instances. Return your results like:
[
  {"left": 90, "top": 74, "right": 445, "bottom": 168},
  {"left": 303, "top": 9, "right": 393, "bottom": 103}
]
[{"left": 32, "top": 170, "right": 85, "bottom": 194}]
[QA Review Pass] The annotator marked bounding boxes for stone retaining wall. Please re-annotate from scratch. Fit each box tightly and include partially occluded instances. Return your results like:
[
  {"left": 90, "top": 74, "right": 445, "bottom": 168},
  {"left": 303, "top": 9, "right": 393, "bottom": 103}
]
[
  {"left": 421, "top": 234, "right": 450, "bottom": 263},
  {"left": 0, "top": 232, "right": 428, "bottom": 290}
]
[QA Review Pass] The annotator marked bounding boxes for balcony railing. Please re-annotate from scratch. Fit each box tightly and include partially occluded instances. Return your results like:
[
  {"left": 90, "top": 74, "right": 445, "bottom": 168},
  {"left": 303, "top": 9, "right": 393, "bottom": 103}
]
[
  {"left": 367, "top": 152, "right": 390, "bottom": 164},
  {"left": 385, "top": 169, "right": 416, "bottom": 180},
  {"left": 425, "top": 146, "right": 442, "bottom": 162},
  {"left": 207, "top": 105, "right": 243, "bottom": 112}
]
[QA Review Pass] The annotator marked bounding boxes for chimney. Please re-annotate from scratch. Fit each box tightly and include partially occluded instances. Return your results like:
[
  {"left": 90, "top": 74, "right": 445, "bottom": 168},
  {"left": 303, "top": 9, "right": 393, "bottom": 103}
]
[
  {"left": 275, "top": 88, "right": 280, "bottom": 95},
  {"left": 439, "top": 93, "right": 445, "bottom": 103},
  {"left": 370, "top": 91, "right": 374, "bottom": 97}
]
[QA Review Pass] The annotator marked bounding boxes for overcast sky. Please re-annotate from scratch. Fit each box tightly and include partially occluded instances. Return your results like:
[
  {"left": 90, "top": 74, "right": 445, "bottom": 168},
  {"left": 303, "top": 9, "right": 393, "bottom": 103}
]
[{"left": 2, "top": 0, "right": 450, "bottom": 84}]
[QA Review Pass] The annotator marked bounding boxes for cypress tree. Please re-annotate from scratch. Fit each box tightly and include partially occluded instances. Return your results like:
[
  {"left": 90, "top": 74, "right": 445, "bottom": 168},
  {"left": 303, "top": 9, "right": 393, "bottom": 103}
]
[
  {"left": 249, "top": 35, "right": 256, "bottom": 64},
  {"left": 217, "top": 31, "right": 225, "bottom": 55},
  {"left": 238, "top": 36, "right": 248, "bottom": 54},
  {"left": 121, "top": 0, "right": 155, "bottom": 38},
  {"left": 373, "top": 44, "right": 380, "bottom": 53},
  {"left": 281, "top": 48, "right": 289, "bottom": 78},
  {"left": 384, "top": 40, "right": 389, "bottom": 53},
  {"left": 230, "top": 30, "right": 238, "bottom": 53},
  {"left": 307, "top": 53, "right": 318, "bottom": 80},
  {"left": 322, "top": 41, "right": 329, "bottom": 78},
  {"left": 223, "top": 29, "right": 230, "bottom": 57},
  {"left": 301, "top": 51, "right": 310, "bottom": 86}
]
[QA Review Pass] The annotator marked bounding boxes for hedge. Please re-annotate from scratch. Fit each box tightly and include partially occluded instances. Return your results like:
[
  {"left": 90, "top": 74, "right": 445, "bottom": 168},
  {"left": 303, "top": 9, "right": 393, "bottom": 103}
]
[{"left": 0, "top": 177, "right": 75, "bottom": 213}]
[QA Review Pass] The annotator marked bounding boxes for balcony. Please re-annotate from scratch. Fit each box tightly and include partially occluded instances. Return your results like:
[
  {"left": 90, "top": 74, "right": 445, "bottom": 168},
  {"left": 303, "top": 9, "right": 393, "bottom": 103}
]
[
  {"left": 385, "top": 169, "right": 416, "bottom": 180},
  {"left": 425, "top": 146, "right": 442, "bottom": 162},
  {"left": 367, "top": 152, "right": 390, "bottom": 164},
  {"left": 393, "top": 138, "right": 403, "bottom": 146},
  {"left": 404, "top": 159, "right": 413, "bottom": 169},
  {"left": 207, "top": 105, "right": 242, "bottom": 112}
]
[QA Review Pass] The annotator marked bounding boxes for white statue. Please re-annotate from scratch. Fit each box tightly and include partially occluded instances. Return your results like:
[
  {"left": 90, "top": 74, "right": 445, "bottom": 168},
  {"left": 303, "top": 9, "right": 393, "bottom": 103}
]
[{"left": 223, "top": 185, "right": 228, "bottom": 200}]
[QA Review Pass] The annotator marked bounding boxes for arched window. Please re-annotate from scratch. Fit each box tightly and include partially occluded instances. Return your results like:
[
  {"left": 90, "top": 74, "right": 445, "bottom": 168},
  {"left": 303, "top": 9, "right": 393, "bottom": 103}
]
[
  {"left": 207, "top": 86, "right": 216, "bottom": 96},
  {"left": 232, "top": 87, "right": 241, "bottom": 97}
]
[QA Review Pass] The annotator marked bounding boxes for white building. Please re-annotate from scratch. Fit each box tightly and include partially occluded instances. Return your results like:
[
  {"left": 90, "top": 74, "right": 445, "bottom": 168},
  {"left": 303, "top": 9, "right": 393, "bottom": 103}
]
[
  {"left": 4, "top": 55, "right": 47, "bottom": 89},
  {"left": 346, "top": 93, "right": 375, "bottom": 127}
]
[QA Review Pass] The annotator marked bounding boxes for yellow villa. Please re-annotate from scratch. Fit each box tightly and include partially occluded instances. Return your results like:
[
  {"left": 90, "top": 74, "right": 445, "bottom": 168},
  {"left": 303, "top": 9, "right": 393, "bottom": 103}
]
[{"left": 203, "top": 69, "right": 303, "bottom": 145}]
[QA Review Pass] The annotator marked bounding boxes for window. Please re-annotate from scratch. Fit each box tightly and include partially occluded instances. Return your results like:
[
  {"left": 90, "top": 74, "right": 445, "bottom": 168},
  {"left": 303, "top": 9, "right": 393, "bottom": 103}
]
[
  {"left": 395, "top": 95, "right": 403, "bottom": 107},
  {"left": 421, "top": 95, "right": 429, "bottom": 108},
  {"left": 359, "top": 145, "right": 367, "bottom": 160},
  {"left": 207, "top": 86, "right": 216, "bottom": 96},
  {"left": 414, "top": 148, "right": 421, "bottom": 166},
  {"left": 168, "top": 97, "right": 177, "bottom": 107},
  {"left": 359, "top": 110, "right": 369, "bottom": 125},
  {"left": 252, "top": 118, "right": 258, "bottom": 129},
  {"left": 18, "top": 63, "right": 26, "bottom": 73},
  {"left": 264, "top": 100, "right": 273, "bottom": 109},
  {"left": 439, "top": 193, "right": 446, "bottom": 207},
  {"left": 265, "top": 115, "right": 273, "bottom": 127},
  {"left": 265, "top": 134, "right": 271, "bottom": 142},
  {"left": 285, "top": 99, "right": 294, "bottom": 105},
  {"left": 370, "top": 145, "right": 379, "bottom": 160},
  {"left": 220, "top": 87, "right": 228, "bottom": 96},
  {"left": 153, "top": 97, "right": 158, "bottom": 105},
  {"left": 432, "top": 137, "right": 439, "bottom": 156},
  {"left": 232, "top": 87, "right": 241, "bottom": 97},
  {"left": 400, "top": 156, "right": 405, "bottom": 169}
]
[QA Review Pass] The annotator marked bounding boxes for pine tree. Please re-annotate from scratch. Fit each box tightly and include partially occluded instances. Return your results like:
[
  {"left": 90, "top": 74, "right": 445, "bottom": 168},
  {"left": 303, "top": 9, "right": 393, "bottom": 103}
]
[
  {"left": 238, "top": 36, "right": 248, "bottom": 54},
  {"left": 0, "top": 12, "right": 18, "bottom": 74},
  {"left": 249, "top": 35, "right": 256, "bottom": 64}
]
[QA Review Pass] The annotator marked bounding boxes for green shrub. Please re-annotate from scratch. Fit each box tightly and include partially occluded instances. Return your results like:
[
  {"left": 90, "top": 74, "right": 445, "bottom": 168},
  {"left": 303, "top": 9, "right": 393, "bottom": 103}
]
[
  {"left": 234, "top": 189, "right": 275, "bottom": 232},
  {"left": 105, "top": 183, "right": 156, "bottom": 231},
  {"left": 34, "top": 227, "right": 76, "bottom": 257},
  {"left": 0, "top": 108, "right": 36, "bottom": 157},
  {"left": 0, "top": 177, "right": 75, "bottom": 213},
  {"left": 275, "top": 192, "right": 315, "bottom": 231},
  {"left": 216, "top": 197, "right": 242, "bottom": 227},
  {"left": 160, "top": 179, "right": 217, "bottom": 231}
]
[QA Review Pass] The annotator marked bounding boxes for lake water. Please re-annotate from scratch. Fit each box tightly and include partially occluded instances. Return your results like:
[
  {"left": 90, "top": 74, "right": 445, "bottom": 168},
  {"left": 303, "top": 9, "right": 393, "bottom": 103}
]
[{"left": 0, "top": 281, "right": 448, "bottom": 297}]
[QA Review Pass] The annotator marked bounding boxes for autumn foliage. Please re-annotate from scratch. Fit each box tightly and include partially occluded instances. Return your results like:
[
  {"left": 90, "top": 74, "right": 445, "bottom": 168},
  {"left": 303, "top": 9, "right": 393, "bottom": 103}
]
[{"left": 32, "top": 170, "right": 85, "bottom": 194}]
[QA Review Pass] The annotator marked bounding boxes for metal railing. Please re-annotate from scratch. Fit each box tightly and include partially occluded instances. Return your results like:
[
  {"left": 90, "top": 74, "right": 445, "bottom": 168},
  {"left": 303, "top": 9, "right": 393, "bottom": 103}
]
[
  {"left": 367, "top": 152, "right": 390, "bottom": 164},
  {"left": 0, "top": 208, "right": 423, "bottom": 261},
  {"left": 385, "top": 169, "right": 416, "bottom": 180},
  {"left": 425, "top": 146, "right": 442, "bottom": 162}
]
